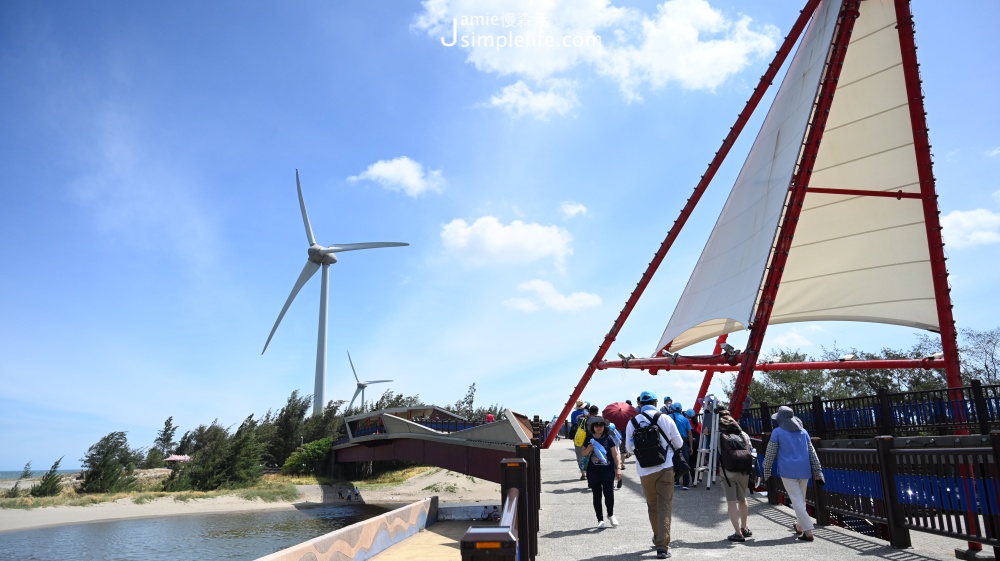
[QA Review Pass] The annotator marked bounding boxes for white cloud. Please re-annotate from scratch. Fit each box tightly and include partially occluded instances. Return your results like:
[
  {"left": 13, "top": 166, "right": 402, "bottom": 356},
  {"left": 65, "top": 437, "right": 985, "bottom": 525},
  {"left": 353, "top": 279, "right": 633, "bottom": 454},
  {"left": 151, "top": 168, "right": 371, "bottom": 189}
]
[
  {"left": 348, "top": 156, "right": 444, "bottom": 197},
  {"left": 988, "top": 147, "right": 1000, "bottom": 157},
  {"left": 414, "top": 0, "right": 778, "bottom": 106},
  {"left": 767, "top": 325, "right": 824, "bottom": 349},
  {"left": 941, "top": 208, "right": 1000, "bottom": 249},
  {"left": 70, "top": 108, "right": 218, "bottom": 273},
  {"left": 768, "top": 330, "right": 813, "bottom": 349},
  {"left": 560, "top": 201, "right": 587, "bottom": 218},
  {"left": 504, "top": 279, "right": 601, "bottom": 312},
  {"left": 485, "top": 80, "right": 578, "bottom": 119},
  {"left": 440, "top": 216, "right": 573, "bottom": 271}
]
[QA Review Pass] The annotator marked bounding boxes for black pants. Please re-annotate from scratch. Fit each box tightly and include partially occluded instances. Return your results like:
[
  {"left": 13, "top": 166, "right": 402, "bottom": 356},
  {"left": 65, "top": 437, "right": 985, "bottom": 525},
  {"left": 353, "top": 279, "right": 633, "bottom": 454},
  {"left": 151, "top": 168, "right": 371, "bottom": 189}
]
[{"left": 590, "top": 476, "right": 615, "bottom": 520}]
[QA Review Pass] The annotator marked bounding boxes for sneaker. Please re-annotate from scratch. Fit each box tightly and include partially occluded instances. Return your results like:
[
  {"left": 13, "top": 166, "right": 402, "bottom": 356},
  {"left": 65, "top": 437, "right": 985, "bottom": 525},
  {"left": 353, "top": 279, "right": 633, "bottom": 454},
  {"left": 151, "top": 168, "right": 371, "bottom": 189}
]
[
  {"left": 681, "top": 486, "right": 689, "bottom": 490},
  {"left": 656, "top": 548, "right": 670, "bottom": 559},
  {"left": 741, "top": 527, "right": 753, "bottom": 537},
  {"left": 597, "top": 520, "right": 606, "bottom": 529},
  {"left": 609, "top": 515, "right": 619, "bottom": 527}
]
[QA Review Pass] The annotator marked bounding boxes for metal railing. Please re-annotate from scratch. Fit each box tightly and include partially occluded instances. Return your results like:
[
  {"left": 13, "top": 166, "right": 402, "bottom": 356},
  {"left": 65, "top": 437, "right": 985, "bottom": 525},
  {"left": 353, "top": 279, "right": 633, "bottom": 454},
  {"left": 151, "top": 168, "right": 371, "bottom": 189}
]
[
  {"left": 740, "top": 380, "right": 1000, "bottom": 440},
  {"left": 755, "top": 432, "right": 1000, "bottom": 555}
]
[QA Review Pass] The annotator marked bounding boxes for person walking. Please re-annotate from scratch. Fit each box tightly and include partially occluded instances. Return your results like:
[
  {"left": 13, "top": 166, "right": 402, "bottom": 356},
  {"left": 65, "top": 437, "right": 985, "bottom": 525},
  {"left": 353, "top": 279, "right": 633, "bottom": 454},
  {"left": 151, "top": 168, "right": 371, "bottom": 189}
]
[
  {"left": 571, "top": 400, "right": 589, "bottom": 480},
  {"left": 626, "top": 391, "right": 684, "bottom": 559},
  {"left": 668, "top": 403, "right": 694, "bottom": 490},
  {"left": 716, "top": 410, "right": 755, "bottom": 542},
  {"left": 581, "top": 416, "right": 622, "bottom": 529},
  {"left": 763, "top": 406, "right": 825, "bottom": 541}
]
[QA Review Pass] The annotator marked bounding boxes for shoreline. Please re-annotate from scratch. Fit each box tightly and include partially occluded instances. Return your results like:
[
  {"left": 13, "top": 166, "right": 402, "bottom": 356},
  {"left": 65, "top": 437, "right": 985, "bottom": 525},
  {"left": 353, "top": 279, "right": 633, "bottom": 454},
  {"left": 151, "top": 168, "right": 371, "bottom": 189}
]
[{"left": 0, "top": 469, "right": 501, "bottom": 534}]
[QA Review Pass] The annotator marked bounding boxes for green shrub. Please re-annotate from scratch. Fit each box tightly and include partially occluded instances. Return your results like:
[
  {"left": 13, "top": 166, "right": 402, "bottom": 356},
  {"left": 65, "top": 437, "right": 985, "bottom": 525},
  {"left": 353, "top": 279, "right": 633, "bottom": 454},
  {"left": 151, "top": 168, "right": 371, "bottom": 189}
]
[
  {"left": 80, "top": 432, "right": 142, "bottom": 493},
  {"left": 282, "top": 438, "right": 332, "bottom": 475},
  {"left": 30, "top": 457, "right": 64, "bottom": 497},
  {"left": 3, "top": 462, "right": 32, "bottom": 498}
]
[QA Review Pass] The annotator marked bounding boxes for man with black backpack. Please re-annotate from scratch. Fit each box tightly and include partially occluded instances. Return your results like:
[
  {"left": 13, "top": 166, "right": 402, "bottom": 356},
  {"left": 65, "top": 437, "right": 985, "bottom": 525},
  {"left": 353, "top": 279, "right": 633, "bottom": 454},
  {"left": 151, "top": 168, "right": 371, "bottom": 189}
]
[{"left": 625, "top": 391, "right": 684, "bottom": 559}]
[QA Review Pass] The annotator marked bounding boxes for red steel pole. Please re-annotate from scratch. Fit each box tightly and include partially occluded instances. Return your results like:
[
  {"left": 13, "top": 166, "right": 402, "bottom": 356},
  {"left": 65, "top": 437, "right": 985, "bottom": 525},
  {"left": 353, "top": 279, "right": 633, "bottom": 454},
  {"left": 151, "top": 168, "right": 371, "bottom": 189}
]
[{"left": 541, "top": 0, "right": 824, "bottom": 449}]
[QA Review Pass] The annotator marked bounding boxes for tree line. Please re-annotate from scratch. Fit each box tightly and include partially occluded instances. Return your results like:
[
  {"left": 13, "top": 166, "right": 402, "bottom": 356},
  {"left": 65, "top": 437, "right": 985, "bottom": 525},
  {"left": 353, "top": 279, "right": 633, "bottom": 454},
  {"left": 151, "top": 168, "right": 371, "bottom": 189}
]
[
  {"left": 6, "top": 383, "right": 504, "bottom": 498},
  {"left": 724, "top": 327, "right": 1000, "bottom": 406}
]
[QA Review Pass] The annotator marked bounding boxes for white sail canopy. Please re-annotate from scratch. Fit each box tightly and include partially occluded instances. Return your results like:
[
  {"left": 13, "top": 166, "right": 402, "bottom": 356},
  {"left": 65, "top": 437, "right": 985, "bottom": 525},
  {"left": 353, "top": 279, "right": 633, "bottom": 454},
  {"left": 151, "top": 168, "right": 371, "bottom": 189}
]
[{"left": 656, "top": 0, "right": 939, "bottom": 353}]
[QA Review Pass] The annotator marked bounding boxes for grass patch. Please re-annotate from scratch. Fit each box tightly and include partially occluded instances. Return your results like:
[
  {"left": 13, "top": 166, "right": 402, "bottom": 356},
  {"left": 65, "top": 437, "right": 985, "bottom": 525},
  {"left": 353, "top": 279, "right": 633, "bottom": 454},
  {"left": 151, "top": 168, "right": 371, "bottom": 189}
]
[
  {"left": 356, "top": 466, "right": 436, "bottom": 489},
  {"left": 443, "top": 483, "right": 458, "bottom": 493},
  {"left": 422, "top": 483, "right": 442, "bottom": 492}
]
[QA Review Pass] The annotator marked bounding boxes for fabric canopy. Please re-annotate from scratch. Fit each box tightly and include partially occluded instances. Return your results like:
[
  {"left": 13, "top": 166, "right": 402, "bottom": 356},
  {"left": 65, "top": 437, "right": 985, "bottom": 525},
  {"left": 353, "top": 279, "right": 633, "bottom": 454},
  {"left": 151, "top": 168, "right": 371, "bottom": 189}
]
[{"left": 656, "top": 0, "right": 939, "bottom": 353}]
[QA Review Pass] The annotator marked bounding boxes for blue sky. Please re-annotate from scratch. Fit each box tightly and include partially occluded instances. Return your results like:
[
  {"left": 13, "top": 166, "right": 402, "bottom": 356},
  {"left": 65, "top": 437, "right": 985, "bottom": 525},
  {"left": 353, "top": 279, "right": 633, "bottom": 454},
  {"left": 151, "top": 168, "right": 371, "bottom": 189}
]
[{"left": 1, "top": 0, "right": 998, "bottom": 470}]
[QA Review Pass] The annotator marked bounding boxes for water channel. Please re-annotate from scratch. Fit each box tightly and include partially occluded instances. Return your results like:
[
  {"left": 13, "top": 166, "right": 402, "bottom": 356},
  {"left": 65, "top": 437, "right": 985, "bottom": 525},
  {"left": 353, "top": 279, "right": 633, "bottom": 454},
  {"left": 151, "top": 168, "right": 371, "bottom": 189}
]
[{"left": 0, "top": 503, "right": 388, "bottom": 560}]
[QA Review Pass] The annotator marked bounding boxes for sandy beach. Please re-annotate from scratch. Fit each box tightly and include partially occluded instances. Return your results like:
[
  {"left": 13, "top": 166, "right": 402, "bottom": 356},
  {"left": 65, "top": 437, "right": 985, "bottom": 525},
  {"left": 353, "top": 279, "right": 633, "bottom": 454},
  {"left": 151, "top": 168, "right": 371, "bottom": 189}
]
[{"left": 0, "top": 467, "right": 501, "bottom": 534}]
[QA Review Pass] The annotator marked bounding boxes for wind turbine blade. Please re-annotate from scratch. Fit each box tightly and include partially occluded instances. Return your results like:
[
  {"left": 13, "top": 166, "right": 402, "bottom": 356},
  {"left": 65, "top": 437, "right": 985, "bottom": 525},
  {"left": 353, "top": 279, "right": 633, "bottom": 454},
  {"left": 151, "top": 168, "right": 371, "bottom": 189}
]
[
  {"left": 348, "top": 387, "right": 362, "bottom": 411},
  {"left": 320, "top": 242, "right": 409, "bottom": 254},
  {"left": 365, "top": 380, "right": 393, "bottom": 384},
  {"left": 347, "top": 351, "right": 360, "bottom": 383},
  {"left": 262, "top": 260, "right": 320, "bottom": 354},
  {"left": 296, "top": 169, "right": 316, "bottom": 246}
]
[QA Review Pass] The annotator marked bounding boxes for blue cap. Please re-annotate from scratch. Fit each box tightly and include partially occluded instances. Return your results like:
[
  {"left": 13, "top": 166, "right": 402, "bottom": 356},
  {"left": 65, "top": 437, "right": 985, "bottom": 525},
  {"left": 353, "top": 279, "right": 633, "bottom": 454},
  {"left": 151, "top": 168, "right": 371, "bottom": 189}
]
[
  {"left": 639, "top": 391, "right": 657, "bottom": 403},
  {"left": 672, "top": 403, "right": 683, "bottom": 412},
  {"left": 685, "top": 408, "right": 695, "bottom": 418}
]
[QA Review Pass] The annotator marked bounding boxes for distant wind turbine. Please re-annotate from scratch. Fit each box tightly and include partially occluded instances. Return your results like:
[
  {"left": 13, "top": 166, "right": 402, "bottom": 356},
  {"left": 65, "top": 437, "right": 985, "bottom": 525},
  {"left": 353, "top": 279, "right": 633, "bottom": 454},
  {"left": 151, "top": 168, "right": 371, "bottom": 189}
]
[
  {"left": 262, "top": 169, "right": 408, "bottom": 416},
  {"left": 346, "top": 351, "right": 393, "bottom": 412}
]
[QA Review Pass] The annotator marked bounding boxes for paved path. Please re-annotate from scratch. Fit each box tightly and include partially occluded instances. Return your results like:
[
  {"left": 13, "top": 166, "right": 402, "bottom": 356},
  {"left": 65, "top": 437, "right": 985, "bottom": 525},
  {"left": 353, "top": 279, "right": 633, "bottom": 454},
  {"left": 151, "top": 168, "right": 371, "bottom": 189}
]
[
  {"left": 538, "top": 439, "right": 962, "bottom": 560},
  {"left": 374, "top": 439, "right": 972, "bottom": 559}
]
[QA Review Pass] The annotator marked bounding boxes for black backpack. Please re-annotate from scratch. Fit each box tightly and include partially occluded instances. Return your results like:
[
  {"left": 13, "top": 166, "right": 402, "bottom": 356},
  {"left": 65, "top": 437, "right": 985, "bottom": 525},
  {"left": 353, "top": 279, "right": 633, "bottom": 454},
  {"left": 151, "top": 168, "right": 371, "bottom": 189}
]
[
  {"left": 631, "top": 412, "right": 668, "bottom": 468},
  {"left": 719, "top": 432, "right": 754, "bottom": 474}
]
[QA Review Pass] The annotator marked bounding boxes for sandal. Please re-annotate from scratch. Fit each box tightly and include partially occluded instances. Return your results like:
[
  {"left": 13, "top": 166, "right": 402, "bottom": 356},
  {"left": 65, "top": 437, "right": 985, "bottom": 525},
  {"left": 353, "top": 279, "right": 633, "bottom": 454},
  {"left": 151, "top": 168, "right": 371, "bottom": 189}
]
[
  {"left": 797, "top": 534, "right": 814, "bottom": 542},
  {"left": 727, "top": 532, "right": 746, "bottom": 542},
  {"left": 792, "top": 522, "right": 802, "bottom": 534},
  {"left": 741, "top": 528, "right": 752, "bottom": 537}
]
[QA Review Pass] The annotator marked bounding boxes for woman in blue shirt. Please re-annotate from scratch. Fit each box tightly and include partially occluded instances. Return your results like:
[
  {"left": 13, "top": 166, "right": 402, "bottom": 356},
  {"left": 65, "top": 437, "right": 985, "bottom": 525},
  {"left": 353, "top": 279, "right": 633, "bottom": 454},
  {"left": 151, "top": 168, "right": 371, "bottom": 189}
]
[{"left": 762, "top": 406, "right": 825, "bottom": 541}]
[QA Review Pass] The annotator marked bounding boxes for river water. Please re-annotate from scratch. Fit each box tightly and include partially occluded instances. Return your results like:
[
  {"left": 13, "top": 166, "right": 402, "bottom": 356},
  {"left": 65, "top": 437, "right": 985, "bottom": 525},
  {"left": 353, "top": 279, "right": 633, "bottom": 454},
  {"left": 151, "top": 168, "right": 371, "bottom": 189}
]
[{"left": 0, "top": 503, "right": 388, "bottom": 560}]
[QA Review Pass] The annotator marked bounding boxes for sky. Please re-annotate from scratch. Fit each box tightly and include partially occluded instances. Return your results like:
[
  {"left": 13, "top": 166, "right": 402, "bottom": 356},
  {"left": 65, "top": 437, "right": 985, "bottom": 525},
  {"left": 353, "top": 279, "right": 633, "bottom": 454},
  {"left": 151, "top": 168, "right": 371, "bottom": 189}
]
[{"left": 1, "top": 0, "right": 998, "bottom": 470}]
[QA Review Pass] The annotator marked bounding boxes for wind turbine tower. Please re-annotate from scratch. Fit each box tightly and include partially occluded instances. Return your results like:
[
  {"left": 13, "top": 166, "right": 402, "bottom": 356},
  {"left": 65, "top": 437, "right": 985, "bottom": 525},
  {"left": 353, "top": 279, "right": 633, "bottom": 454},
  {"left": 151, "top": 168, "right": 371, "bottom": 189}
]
[
  {"left": 262, "top": 170, "right": 408, "bottom": 416},
  {"left": 346, "top": 351, "right": 393, "bottom": 412}
]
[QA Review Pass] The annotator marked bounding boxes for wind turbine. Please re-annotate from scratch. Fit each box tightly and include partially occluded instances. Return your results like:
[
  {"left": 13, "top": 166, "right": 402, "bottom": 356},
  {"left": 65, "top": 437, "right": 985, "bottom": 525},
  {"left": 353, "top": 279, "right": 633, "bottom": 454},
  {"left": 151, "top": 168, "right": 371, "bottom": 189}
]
[
  {"left": 346, "top": 351, "right": 393, "bottom": 412},
  {"left": 262, "top": 169, "right": 408, "bottom": 416}
]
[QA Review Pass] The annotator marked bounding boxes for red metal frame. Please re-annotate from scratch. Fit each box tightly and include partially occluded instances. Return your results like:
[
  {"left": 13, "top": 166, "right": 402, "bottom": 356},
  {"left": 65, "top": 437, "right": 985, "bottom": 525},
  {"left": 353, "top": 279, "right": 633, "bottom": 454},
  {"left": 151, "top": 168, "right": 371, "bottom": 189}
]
[
  {"left": 693, "top": 334, "right": 727, "bottom": 415},
  {"left": 541, "top": 0, "right": 824, "bottom": 449},
  {"left": 806, "top": 187, "right": 922, "bottom": 199},
  {"left": 598, "top": 356, "right": 945, "bottom": 373},
  {"left": 893, "top": 0, "right": 963, "bottom": 391},
  {"left": 729, "top": 0, "right": 862, "bottom": 419}
]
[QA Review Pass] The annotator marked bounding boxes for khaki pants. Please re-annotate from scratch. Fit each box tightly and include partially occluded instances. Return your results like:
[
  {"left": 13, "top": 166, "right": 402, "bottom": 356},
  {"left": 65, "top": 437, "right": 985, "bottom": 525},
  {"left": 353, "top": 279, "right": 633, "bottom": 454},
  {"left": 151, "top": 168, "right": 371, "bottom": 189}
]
[{"left": 639, "top": 467, "right": 675, "bottom": 549}]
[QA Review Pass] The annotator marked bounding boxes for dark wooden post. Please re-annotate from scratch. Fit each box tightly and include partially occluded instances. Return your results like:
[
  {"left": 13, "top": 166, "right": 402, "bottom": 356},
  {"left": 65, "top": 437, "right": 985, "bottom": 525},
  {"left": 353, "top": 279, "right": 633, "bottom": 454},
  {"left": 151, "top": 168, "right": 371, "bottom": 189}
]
[
  {"left": 876, "top": 388, "right": 895, "bottom": 437},
  {"left": 813, "top": 395, "right": 827, "bottom": 440},
  {"left": 972, "top": 380, "right": 991, "bottom": 436},
  {"left": 875, "top": 436, "right": 911, "bottom": 548},
  {"left": 812, "top": 437, "right": 830, "bottom": 525},
  {"left": 500, "top": 457, "right": 531, "bottom": 561},
  {"left": 516, "top": 444, "right": 538, "bottom": 560},
  {"left": 760, "top": 402, "right": 773, "bottom": 432}
]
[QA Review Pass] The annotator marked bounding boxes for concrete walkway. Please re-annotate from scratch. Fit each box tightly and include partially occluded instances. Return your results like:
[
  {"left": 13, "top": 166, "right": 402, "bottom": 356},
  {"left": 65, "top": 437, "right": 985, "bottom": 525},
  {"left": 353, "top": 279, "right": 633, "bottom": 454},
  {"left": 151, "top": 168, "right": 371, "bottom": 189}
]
[
  {"left": 539, "top": 439, "right": 963, "bottom": 560},
  {"left": 374, "top": 439, "right": 974, "bottom": 559}
]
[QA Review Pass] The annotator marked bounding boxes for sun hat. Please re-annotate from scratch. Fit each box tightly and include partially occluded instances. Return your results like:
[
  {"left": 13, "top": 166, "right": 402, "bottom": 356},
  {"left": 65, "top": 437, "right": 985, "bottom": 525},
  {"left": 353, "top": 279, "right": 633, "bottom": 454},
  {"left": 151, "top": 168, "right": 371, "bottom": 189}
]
[
  {"left": 771, "top": 406, "right": 804, "bottom": 432},
  {"left": 587, "top": 416, "right": 607, "bottom": 430},
  {"left": 638, "top": 391, "right": 657, "bottom": 404},
  {"left": 575, "top": 399, "right": 585, "bottom": 409}
]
